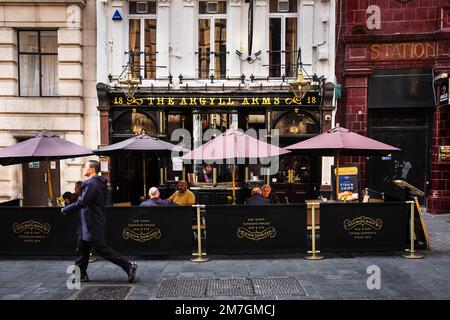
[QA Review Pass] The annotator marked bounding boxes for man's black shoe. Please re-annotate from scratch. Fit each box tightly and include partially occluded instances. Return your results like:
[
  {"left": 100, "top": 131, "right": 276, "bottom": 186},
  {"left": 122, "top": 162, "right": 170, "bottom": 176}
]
[
  {"left": 128, "top": 262, "right": 137, "bottom": 282},
  {"left": 80, "top": 274, "right": 89, "bottom": 282}
]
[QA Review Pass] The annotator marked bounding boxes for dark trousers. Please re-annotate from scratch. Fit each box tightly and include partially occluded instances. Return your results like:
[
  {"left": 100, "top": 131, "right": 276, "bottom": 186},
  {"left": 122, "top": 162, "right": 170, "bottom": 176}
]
[{"left": 75, "top": 239, "right": 130, "bottom": 276}]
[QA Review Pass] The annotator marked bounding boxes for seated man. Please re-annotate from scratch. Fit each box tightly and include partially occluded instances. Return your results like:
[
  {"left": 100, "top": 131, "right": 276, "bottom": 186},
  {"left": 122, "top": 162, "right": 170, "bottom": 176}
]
[
  {"left": 245, "top": 187, "right": 271, "bottom": 205},
  {"left": 262, "top": 184, "right": 280, "bottom": 204},
  {"left": 168, "top": 180, "right": 196, "bottom": 206},
  {"left": 140, "top": 187, "right": 172, "bottom": 207},
  {"left": 197, "top": 164, "right": 212, "bottom": 183}
]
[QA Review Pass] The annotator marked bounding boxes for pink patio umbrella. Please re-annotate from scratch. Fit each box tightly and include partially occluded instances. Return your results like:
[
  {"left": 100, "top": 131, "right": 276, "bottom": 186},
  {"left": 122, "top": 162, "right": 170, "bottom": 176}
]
[
  {"left": 0, "top": 130, "right": 93, "bottom": 205},
  {"left": 181, "top": 128, "right": 290, "bottom": 204},
  {"left": 285, "top": 125, "right": 400, "bottom": 200}
]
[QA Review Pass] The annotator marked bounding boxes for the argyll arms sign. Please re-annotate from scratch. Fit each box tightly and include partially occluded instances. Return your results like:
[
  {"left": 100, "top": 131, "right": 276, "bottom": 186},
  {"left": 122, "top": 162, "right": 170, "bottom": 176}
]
[{"left": 111, "top": 92, "right": 321, "bottom": 107}]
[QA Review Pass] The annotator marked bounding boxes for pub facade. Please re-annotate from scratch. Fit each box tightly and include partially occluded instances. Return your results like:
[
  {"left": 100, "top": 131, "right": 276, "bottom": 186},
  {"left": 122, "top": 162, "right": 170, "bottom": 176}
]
[
  {"left": 96, "top": 0, "right": 336, "bottom": 205},
  {"left": 336, "top": 0, "right": 450, "bottom": 213}
]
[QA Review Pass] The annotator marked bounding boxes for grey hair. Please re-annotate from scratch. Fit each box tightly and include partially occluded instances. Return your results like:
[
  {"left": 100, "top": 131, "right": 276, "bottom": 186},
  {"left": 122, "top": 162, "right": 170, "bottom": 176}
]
[{"left": 149, "top": 187, "right": 160, "bottom": 197}]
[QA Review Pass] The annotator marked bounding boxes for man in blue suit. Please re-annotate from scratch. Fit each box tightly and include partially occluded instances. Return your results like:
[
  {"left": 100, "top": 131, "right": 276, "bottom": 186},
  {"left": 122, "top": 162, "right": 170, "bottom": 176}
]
[
  {"left": 62, "top": 160, "right": 137, "bottom": 283},
  {"left": 140, "top": 187, "right": 174, "bottom": 207},
  {"left": 244, "top": 187, "right": 271, "bottom": 205}
]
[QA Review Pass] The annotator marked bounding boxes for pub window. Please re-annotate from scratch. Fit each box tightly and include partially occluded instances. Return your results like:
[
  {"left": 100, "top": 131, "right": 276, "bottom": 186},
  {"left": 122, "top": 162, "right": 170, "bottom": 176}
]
[
  {"left": 274, "top": 111, "right": 319, "bottom": 135},
  {"left": 129, "top": 1, "right": 157, "bottom": 79},
  {"left": 113, "top": 110, "right": 157, "bottom": 135},
  {"left": 268, "top": 0, "right": 298, "bottom": 78},
  {"left": 198, "top": 1, "right": 227, "bottom": 79},
  {"left": 18, "top": 30, "right": 58, "bottom": 97}
]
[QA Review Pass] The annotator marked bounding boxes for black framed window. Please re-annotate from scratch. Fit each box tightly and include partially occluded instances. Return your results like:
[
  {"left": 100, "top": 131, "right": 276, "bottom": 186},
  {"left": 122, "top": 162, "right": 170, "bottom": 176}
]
[
  {"left": 18, "top": 30, "right": 58, "bottom": 97},
  {"left": 198, "top": 1, "right": 227, "bottom": 79},
  {"left": 268, "top": 0, "right": 298, "bottom": 78},
  {"left": 129, "top": 1, "right": 157, "bottom": 79}
]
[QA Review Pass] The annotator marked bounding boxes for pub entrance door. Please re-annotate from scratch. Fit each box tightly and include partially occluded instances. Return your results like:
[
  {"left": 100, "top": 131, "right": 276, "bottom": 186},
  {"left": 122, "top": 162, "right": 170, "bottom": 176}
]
[
  {"left": 367, "top": 109, "right": 433, "bottom": 204},
  {"left": 22, "top": 160, "right": 60, "bottom": 206}
]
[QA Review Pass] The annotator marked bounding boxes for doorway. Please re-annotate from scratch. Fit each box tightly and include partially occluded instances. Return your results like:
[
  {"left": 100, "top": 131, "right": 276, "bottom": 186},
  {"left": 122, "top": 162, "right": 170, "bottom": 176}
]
[{"left": 22, "top": 160, "right": 60, "bottom": 206}]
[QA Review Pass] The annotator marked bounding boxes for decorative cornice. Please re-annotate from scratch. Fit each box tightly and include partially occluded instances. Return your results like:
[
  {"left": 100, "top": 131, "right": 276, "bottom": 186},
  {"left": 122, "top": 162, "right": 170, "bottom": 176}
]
[
  {"left": 230, "top": 0, "right": 242, "bottom": 7},
  {"left": 182, "top": 0, "right": 194, "bottom": 7},
  {"left": 158, "top": 0, "right": 170, "bottom": 7},
  {"left": 0, "top": 0, "right": 85, "bottom": 6}
]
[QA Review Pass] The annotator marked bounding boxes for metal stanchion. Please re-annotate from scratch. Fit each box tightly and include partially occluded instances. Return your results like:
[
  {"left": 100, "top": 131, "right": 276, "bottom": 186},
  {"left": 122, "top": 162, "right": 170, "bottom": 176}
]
[
  {"left": 191, "top": 204, "right": 209, "bottom": 263},
  {"left": 403, "top": 201, "right": 424, "bottom": 259},
  {"left": 305, "top": 203, "right": 324, "bottom": 260}
]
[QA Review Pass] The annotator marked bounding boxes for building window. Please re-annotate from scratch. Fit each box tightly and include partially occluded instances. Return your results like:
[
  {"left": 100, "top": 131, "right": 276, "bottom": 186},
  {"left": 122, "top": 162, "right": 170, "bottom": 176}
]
[
  {"left": 129, "top": 1, "right": 157, "bottom": 79},
  {"left": 198, "top": 1, "right": 227, "bottom": 79},
  {"left": 18, "top": 30, "right": 58, "bottom": 97},
  {"left": 268, "top": 0, "right": 298, "bottom": 78}
]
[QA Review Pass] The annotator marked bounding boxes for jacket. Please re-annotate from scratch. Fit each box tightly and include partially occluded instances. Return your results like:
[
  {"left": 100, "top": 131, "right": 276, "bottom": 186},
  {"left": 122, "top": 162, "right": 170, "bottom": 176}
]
[
  {"left": 139, "top": 198, "right": 173, "bottom": 207},
  {"left": 244, "top": 194, "right": 271, "bottom": 205},
  {"left": 62, "top": 175, "right": 108, "bottom": 242}
]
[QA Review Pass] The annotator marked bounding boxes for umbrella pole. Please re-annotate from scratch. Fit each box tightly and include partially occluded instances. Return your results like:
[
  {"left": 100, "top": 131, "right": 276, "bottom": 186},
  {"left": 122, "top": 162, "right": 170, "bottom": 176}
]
[
  {"left": 47, "top": 162, "right": 53, "bottom": 206},
  {"left": 335, "top": 151, "right": 340, "bottom": 201},
  {"left": 143, "top": 157, "right": 147, "bottom": 198},
  {"left": 232, "top": 163, "right": 236, "bottom": 205}
]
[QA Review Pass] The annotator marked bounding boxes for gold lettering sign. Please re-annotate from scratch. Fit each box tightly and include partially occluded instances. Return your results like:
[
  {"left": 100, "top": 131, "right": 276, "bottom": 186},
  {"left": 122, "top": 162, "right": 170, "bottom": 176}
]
[
  {"left": 237, "top": 227, "right": 276, "bottom": 241},
  {"left": 122, "top": 228, "right": 161, "bottom": 242},
  {"left": 236, "top": 217, "right": 277, "bottom": 241},
  {"left": 370, "top": 42, "right": 435, "bottom": 60},
  {"left": 111, "top": 95, "right": 319, "bottom": 107},
  {"left": 122, "top": 219, "right": 161, "bottom": 242},
  {"left": 12, "top": 220, "right": 51, "bottom": 244},
  {"left": 343, "top": 216, "right": 383, "bottom": 240}
]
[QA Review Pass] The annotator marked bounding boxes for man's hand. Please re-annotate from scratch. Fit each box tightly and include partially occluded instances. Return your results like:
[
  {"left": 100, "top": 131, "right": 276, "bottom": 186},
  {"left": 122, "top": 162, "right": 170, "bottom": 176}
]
[{"left": 61, "top": 208, "right": 66, "bottom": 216}]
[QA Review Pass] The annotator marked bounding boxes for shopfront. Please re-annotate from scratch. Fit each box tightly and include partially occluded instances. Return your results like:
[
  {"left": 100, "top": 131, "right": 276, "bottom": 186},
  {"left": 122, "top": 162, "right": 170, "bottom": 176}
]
[{"left": 96, "top": 84, "right": 328, "bottom": 205}]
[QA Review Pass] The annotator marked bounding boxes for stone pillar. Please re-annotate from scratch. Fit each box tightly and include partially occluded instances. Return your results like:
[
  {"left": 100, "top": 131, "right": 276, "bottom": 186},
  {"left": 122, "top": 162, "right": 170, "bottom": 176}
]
[
  {"left": 253, "top": 0, "right": 267, "bottom": 77},
  {"left": 301, "top": 0, "right": 314, "bottom": 76},
  {"left": 228, "top": 0, "right": 242, "bottom": 78},
  {"left": 181, "top": 0, "right": 196, "bottom": 78},
  {"left": 0, "top": 28, "right": 18, "bottom": 96},
  {"left": 157, "top": 0, "right": 170, "bottom": 78}
]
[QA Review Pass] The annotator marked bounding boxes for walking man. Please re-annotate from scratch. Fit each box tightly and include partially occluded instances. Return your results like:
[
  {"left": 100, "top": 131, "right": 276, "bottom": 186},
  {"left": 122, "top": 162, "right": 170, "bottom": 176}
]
[{"left": 62, "top": 160, "right": 137, "bottom": 282}]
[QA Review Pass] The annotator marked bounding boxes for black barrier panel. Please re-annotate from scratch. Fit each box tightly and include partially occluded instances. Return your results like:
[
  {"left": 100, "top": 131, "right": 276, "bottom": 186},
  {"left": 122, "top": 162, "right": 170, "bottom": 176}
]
[
  {"left": 206, "top": 204, "right": 307, "bottom": 254},
  {"left": 0, "top": 207, "right": 79, "bottom": 255},
  {"left": 320, "top": 202, "right": 409, "bottom": 252},
  {"left": 105, "top": 206, "right": 193, "bottom": 255}
]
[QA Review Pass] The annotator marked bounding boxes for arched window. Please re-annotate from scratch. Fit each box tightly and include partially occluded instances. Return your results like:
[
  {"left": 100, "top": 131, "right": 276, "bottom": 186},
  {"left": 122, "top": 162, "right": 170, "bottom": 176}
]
[
  {"left": 273, "top": 111, "right": 319, "bottom": 135},
  {"left": 113, "top": 110, "right": 157, "bottom": 135}
]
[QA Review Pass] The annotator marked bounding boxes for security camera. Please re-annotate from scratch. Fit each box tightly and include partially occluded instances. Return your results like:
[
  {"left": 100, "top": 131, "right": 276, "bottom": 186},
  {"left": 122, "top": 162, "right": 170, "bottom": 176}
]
[{"left": 324, "top": 115, "right": 332, "bottom": 121}]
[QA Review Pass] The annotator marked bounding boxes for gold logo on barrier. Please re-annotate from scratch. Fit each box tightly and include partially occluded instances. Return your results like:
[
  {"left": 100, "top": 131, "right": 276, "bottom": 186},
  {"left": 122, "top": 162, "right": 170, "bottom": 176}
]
[
  {"left": 237, "top": 227, "right": 276, "bottom": 241},
  {"left": 13, "top": 220, "right": 51, "bottom": 234},
  {"left": 343, "top": 216, "right": 383, "bottom": 240},
  {"left": 343, "top": 216, "right": 383, "bottom": 231},
  {"left": 236, "top": 217, "right": 277, "bottom": 241},
  {"left": 12, "top": 220, "right": 51, "bottom": 244},
  {"left": 122, "top": 228, "right": 161, "bottom": 242}
]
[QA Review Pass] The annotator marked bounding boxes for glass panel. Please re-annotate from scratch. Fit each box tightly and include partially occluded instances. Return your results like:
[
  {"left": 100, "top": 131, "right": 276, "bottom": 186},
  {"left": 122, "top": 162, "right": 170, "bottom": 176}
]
[
  {"left": 19, "top": 31, "right": 39, "bottom": 53},
  {"left": 198, "top": 19, "right": 211, "bottom": 78},
  {"left": 214, "top": 19, "right": 227, "bottom": 79},
  {"left": 285, "top": 18, "right": 297, "bottom": 77},
  {"left": 199, "top": 1, "right": 227, "bottom": 14},
  {"left": 40, "top": 31, "right": 57, "bottom": 54},
  {"left": 269, "top": 0, "right": 297, "bottom": 13},
  {"left": 274, "top": 112, "right": 319, "bottom": 135},
  {"left": 168, "top": 114, "right": 182, "bottom": 135},
  {"left": 144, "top": 19, "right": 157, "bottom": 79},
  {"left": 247, "top": 114, "right": 266, "bottom": 131},
  {"left": 269, "top": 18, "right": 281, "bottom": 77},
  {"left": 276, "top": 155, "right": 311, "bottom": 184},
  {"left": 19, "top": 55, "right": 40, "bottom": 96},
  {"left": 114, "top": 111, "right": 156, "bottom": 135},
  {"left": 41, "top": 55, "right": 58, "bottom": 96},
  {"left": 129, "top": 19, "right": 141, "bottom": 79},
  {"left": 129, "top": 1, "right": 156, "bottom": 14}
]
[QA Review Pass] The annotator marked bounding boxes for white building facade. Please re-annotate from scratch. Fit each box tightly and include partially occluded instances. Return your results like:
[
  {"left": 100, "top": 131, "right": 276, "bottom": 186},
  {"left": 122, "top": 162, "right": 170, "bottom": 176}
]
[
  {"left": 96, "top": 0, "right": 336, "bottom": 204},
  {"left": 0, "top": 0, "right": 98, "bottom": 205}
]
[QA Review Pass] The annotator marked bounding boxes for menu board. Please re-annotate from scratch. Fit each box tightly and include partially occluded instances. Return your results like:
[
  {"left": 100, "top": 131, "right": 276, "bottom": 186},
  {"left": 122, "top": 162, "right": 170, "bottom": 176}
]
[{"left": 331, "top": 164, "right": 362, "bottom": 202}]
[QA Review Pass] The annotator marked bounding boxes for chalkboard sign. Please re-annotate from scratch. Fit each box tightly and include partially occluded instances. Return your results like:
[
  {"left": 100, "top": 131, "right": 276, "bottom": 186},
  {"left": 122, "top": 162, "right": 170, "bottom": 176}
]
[{"left": 331, "top": 164, "right": 362, "bottom": 202}]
